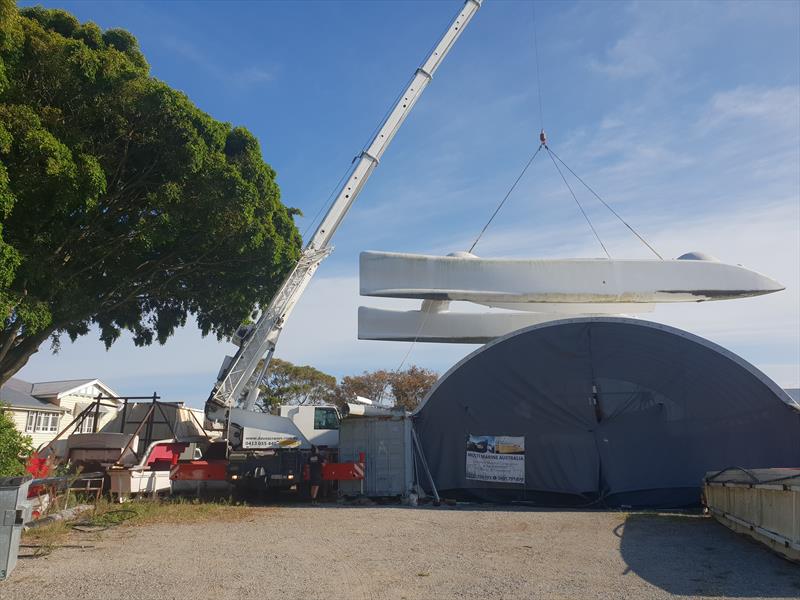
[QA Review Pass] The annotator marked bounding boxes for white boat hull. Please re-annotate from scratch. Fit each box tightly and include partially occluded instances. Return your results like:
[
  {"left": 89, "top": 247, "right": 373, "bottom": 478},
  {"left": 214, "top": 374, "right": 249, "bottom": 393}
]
[
  {"left": 360, "top": 251, "right": 784, "bottom": 305},
  {"left": 358, "top": 306, "right": 559, "bottom": 343}
]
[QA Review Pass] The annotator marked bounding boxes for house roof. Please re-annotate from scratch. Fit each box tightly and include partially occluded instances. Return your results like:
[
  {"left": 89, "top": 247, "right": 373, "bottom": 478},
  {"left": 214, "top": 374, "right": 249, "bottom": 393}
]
[
  {"left": 29, "top": 378, "right": 119, "bottom": 399},
  {"left": 1, "top": 377, "right": 120, "bottom": 411},
  {"left": 30, "top": 378, "right": 96, "bottom": 397},
  {"left": 0, "top": 378, "right": 63, "bottom": 412}
]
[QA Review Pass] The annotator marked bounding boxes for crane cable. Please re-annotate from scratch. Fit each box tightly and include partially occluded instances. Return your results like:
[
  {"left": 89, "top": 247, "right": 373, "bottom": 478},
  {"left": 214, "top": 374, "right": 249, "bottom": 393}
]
[
  {"left": 383, "top": 0, "right": 667, "bottom": 384},
  {"left": 301, "top": 161, "right": 355, "bottom": 241},
  {"left": 533, "top": 0, "right": 607, "bottom": 258},
  {"left": 532, "top": 0, "right": 545, "bottom": 132},
  {"left": 470, "top": 0, "right": 663, "bottom": 260},
  {"left": 545, "top": 145, "right": 611, "bottom": 258},
  {"left": 468, "top": 144, "right": 544, "bottom": 253},
  {"left": 392, "top": 2, "right": 548, "bottom": 376},
  {"left": 546, "top": 146, "right": 664, "bottom": 260}
]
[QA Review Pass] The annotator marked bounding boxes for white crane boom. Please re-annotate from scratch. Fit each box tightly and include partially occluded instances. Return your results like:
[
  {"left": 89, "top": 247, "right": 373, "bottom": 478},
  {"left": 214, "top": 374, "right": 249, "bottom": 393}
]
[{"left": 206, "top": 0, "right": 482, "bottom": 422}]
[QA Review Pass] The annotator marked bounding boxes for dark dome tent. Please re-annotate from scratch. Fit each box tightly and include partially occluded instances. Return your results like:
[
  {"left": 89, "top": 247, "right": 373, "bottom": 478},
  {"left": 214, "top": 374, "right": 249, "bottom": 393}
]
[{"left": 412, "top": 317, "right": 800, "bottom": 508}]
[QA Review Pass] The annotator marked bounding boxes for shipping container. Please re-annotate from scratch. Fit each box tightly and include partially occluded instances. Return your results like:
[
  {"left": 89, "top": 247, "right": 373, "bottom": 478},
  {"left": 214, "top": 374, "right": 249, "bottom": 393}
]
[{"left": 338, "top": 415, "right": 412, "bottom": 497}]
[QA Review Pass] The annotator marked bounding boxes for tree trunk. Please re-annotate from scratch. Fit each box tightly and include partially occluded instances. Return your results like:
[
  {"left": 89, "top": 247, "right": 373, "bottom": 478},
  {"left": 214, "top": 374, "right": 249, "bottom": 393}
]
[
  {"left": 0, "top": 327, "right": 56, "bottom": 386},
  {"left": 0, "top": 321, "right": 21, "bottom": 365}
]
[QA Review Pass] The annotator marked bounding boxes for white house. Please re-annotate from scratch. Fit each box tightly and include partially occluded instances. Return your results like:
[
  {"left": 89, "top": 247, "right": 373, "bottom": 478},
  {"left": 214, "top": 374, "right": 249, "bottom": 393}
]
[{"left": 0, "top": 377, "right": 120, "bottom": 450}]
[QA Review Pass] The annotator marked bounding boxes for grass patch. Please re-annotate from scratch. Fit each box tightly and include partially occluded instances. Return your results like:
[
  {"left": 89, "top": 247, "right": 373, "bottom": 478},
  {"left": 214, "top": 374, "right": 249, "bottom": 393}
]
[
  {"left": 91, "top": 496, "right": 256, "bottom": 526},
  {"left": 22, "top": 497, "right": 256, "bottom": 554},
  {"left": 21, "top": 519, "right": 72, "bottom": 550}
]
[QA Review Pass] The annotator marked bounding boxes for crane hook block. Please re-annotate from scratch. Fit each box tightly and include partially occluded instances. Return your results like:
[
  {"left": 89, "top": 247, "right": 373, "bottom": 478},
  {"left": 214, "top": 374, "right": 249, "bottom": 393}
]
[{"left": 539, "top": 129, "right": 547, "bottom": 146}]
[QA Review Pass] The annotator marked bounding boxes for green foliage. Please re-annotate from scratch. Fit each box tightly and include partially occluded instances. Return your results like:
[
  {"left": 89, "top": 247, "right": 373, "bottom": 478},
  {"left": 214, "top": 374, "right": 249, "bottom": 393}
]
[
  {"left": 257, "top": 358, "right": 337, "bottom": 412},
  {"left": 334, "top": 368, "right": 394, "bottom": 406},
  {"left": 324, "top": 365, "right": 438, "bottom": 411},
  {"left": 0, "top": 402, "right": 32, "bottom": 476},
  {"left": 0, "top": 3, "right": 301, "bottom": 381},
  {"left": 255, "top": 360, "right": 437, "bottom": 413},
  {"left": 333, "top": 365, "right": 438, "bottom": 412},
  {"left": 388, "top": 365, "right": 439, "bottom": 411}
]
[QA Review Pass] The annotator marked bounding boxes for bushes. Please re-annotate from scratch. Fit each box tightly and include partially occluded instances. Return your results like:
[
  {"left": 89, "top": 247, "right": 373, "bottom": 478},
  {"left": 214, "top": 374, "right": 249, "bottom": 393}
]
[{"left": 0, "top": 402, "right": 32, "bottom": 476}]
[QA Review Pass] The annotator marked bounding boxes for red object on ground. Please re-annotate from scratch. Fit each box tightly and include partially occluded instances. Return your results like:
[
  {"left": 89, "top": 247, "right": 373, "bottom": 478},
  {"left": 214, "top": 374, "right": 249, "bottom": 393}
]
[{"left": 170, "top": 460, "right": 228, "bottom": 481}]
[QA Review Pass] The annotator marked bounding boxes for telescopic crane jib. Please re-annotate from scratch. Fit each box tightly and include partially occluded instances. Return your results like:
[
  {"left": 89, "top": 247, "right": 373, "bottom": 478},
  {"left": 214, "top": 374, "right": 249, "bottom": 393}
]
[{"left": 205, "top": 0, "right": 483, "bottom": 431}]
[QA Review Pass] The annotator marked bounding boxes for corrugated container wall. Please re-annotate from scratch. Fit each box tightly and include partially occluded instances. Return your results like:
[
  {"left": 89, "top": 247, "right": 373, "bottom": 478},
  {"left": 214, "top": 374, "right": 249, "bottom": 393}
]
[{"left": 338, "top": 416, "right": 413, "bottom": 497}]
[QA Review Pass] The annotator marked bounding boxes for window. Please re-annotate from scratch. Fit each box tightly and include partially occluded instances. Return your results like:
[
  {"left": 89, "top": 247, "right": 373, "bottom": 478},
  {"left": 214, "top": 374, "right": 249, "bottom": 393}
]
[
  {"left": 313, "top": 407, "right": 339, "bottom": 430},
  {"left": 25, "top": 411, "right": 60, "bottom": 433},
  {"left": 78, "top": 413, "right": 95, "bottom": 434}
]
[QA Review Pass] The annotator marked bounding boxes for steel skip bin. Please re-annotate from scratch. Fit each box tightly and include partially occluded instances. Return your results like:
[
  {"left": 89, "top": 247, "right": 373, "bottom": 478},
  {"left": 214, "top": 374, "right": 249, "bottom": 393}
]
[{"left": 0, "top": 476, "right": 32, "bottom": 580}]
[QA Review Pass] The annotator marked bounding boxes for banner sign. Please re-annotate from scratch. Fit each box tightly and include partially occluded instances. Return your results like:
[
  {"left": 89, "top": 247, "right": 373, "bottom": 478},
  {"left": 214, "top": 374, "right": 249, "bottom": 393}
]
[
  {"left": 466, "top": 435, "right": 525, "bottom": 484},
  {"left": 241, "top": 427, "right": 302, "bottom": 450}
]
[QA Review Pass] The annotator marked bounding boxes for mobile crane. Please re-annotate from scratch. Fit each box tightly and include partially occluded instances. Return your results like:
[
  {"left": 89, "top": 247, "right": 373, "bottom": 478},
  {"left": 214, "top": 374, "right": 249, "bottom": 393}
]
[{"left": 202, "top": 0, "right": 482, "bottom": 491}]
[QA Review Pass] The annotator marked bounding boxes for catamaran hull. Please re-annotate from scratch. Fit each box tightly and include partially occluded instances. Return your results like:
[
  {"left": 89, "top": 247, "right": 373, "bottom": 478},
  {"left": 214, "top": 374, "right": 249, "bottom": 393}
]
[
  {"left": 359, "top": 251, "right": 784, "bottom": 305},
  {"left": 359, "top": 306, "right": 561, "bottom": 343}
]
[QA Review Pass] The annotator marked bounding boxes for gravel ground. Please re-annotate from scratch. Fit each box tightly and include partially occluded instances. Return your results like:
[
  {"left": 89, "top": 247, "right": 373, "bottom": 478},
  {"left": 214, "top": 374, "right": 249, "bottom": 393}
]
[{"left": 3, "top": 505, "right": 799, "bottom": 599}]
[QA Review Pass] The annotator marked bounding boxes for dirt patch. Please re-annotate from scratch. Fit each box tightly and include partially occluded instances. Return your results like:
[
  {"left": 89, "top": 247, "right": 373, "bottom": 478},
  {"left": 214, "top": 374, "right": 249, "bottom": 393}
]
[{"left": 4, "top": 505, "right": 799, "bottom": 599}]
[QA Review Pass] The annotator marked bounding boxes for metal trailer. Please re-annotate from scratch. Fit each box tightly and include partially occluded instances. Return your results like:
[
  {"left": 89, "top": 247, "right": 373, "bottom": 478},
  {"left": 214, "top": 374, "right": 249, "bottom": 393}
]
[
  {"left": 338, "top": 410, "right": 413, "bottom": 497},
  {"left": 704, "top": 468, "right": 800, "bottom": 563}
]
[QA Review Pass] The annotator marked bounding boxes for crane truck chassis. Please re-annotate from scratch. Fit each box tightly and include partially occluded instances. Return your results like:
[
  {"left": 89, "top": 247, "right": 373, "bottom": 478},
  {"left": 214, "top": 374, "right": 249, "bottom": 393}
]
[{"left": 174, "top": 405, "right": 365, "bottom": 494}]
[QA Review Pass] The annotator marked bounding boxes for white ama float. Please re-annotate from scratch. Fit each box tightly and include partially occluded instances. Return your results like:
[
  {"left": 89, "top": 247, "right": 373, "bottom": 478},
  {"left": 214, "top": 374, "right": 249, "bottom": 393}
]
[{"left": 358, "top": 250, "right": 784, "bottom": 343}]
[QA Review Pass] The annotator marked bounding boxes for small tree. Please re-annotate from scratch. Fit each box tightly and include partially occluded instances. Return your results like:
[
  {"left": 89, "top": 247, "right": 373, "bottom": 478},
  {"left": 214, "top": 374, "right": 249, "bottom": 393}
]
[
  {"left": 0, "top": 403, "right": 32, "bottom": 476},
  {"left": 333, "top": 369, "right": 395, "bottom": 407},
  {"left": 390, "top": 365, "right": 438, "bottom": 411},
  {"left": 256, "top": 358, "right": 336, "bottom": 413},
  {"left": 333, "top": 366, "right": 437, "bottom": 411}
]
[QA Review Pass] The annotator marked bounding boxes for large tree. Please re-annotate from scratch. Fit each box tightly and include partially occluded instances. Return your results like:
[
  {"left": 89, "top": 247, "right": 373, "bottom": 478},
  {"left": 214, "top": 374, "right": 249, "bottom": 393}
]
[{"left": 0, "top": 2, "right": 301, "bottom": 383}]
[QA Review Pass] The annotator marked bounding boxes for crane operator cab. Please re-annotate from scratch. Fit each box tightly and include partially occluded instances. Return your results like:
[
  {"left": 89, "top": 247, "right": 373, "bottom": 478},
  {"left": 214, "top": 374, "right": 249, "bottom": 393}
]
[{"left": 279, "top": 405, "right": 340, "bottom": 448}]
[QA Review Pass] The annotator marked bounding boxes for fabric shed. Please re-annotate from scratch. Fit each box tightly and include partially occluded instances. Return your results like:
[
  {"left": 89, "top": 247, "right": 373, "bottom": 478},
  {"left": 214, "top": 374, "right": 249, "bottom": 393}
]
[{"left": 412, "top": 317, "right": 800, "bottom": 508}]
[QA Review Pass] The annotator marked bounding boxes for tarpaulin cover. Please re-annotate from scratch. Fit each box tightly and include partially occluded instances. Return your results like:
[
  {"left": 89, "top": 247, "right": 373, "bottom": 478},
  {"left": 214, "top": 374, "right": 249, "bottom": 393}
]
[{"left": 413, "top": 318, "right": 800, "bottom": 508}]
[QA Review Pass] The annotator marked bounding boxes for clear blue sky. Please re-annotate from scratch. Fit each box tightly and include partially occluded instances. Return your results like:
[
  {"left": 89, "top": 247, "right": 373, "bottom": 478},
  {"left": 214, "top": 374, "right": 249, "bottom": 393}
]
[{"left": 17, "top": 0, "right": 800, "bottom": 405}]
